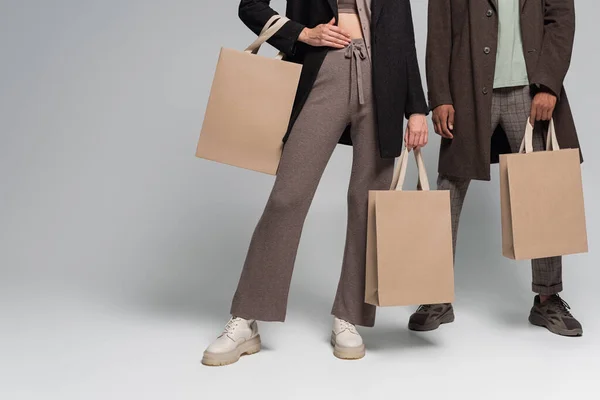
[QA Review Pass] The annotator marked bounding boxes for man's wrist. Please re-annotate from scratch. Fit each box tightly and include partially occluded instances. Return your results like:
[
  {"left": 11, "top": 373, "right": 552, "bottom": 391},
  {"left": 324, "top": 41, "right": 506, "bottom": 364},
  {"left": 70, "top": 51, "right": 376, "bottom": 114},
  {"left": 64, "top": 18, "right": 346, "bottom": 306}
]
[
  {"left": 531, "top": 82, "right": 559, "bottom": 99},
  {"left": 537, "top": 84, "right": 554, "bottom": 94}
]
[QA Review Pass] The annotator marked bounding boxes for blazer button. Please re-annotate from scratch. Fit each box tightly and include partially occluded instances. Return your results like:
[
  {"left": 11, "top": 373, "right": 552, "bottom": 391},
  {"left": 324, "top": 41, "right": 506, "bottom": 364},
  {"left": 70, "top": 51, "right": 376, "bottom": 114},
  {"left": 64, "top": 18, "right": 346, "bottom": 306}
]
[
  {"left": 484, "top": 46, "right": 491, "bottom": 54},
  {"left": 482, "top": 87, "right": 489, "bottom": 95},
  {"left": 486, "top": 9, "right": 494, "bottom": 17}
]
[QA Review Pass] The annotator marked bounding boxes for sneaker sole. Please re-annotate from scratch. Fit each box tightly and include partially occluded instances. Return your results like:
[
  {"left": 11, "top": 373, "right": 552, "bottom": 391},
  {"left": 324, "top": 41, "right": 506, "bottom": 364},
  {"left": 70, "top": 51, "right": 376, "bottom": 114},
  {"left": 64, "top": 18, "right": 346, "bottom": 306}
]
[
  {"left": 201, "top": 335, "right": 261, "bottom": 367},
  {"left": 528, "top": 311, "right": 583, "bottom": 337},
  {"left": 408, "top": 309, "right": 455, "bottom": 332},
  {"left": 330, "top": 333, "right": 365, "bottom": 360}
]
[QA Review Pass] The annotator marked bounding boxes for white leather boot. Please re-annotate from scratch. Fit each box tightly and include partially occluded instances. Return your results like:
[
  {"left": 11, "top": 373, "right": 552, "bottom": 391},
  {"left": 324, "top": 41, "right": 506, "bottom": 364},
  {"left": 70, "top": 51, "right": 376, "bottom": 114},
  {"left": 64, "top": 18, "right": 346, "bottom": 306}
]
[
  {"left": 331, "top": 317, "right": 365, "bottom": 360},
  {"left": 202, "top": 317, "right": 261, "bottom": 366}
]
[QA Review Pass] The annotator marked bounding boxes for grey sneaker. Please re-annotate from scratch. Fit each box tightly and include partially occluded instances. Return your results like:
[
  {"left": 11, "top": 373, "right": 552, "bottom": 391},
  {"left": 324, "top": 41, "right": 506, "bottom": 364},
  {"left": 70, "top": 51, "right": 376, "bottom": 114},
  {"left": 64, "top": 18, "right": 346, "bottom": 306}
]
[
  {"left": 529, "top": 295, "right": 583, "bottom": 337},
  {"left": 408, "top": 303, "right": 455, "bottom": 332}
]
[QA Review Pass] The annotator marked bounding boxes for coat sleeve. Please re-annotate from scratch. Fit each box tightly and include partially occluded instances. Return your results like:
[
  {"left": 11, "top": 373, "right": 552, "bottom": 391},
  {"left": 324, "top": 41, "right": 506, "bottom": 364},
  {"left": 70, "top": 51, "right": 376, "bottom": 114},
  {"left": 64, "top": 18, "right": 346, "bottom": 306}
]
[
  {"left": 529, "top": 0, "right": 575, "bottom": 98},
  {"left": 238, "top": 0, "right": 306, "bottom": 56},
  {"left": 404, "top": 1, "right": 429, "bottom": 118},
  {"left": 425, "top": 0, "right": 453, "bottom": 110}
]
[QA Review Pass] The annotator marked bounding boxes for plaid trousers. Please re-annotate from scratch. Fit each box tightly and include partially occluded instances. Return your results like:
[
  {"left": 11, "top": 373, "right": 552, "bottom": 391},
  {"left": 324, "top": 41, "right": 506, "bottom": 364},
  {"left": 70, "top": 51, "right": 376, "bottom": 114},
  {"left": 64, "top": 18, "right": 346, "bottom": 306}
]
[{"left": 438, "top": 86, "right": 563, "bottom": 296}]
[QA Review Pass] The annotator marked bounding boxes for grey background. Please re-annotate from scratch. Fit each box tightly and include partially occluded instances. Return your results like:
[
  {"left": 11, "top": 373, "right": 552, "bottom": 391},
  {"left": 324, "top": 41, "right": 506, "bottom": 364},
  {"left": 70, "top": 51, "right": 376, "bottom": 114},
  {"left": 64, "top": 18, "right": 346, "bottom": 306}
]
[{"left": 0, "top": 1, "right": 598, "bottom": 399}]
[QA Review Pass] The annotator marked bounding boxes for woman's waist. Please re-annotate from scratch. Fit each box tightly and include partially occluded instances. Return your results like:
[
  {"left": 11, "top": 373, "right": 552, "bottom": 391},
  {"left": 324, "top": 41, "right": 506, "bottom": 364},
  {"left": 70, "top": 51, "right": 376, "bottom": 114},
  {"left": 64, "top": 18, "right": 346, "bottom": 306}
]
[{"left": 338, "top": 13, "right": 365, "bottom": 39}]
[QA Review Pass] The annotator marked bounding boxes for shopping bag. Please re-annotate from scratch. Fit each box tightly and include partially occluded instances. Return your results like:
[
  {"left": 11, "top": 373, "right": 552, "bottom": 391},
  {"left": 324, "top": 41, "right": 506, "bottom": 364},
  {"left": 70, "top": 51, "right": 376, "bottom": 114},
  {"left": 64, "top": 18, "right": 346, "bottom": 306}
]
[
  {"left": 196, "top": 16, "right": 302, "bottom": 175},
  {"left": 500, "top": 119, "right": 588, "bottom": 260},
  {"left": 365, "top": 148, "right": 455, "bottom": 307}
]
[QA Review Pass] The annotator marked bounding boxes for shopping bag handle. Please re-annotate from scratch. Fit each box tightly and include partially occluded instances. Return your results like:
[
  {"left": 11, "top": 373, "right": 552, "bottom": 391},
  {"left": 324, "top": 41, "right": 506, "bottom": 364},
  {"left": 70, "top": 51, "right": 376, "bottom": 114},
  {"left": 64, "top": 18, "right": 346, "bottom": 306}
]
[
  {"left": 519, "top": 118, "right": 561, "bottom": 154},
  {"left": 244, "top": 15, "right": 289, "bottom": 60},
  {"left": 390, "top": 147, "right": 431, "bottom": 191}
]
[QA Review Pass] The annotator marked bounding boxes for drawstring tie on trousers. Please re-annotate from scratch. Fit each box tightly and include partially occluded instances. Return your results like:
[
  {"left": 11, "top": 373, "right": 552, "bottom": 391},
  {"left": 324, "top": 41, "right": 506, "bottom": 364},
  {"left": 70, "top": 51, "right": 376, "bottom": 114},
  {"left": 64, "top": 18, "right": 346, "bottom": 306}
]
[{"left": 345, "top": 42, "right": 367, "bottom": 105}]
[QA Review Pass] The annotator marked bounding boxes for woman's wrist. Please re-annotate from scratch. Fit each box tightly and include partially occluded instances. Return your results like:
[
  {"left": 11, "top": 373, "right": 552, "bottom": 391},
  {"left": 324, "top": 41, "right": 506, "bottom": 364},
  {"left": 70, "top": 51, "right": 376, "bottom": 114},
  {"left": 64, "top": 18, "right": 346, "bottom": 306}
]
[
  {"left": 296, "top": 21, "right": 351, "bottom": 48},
  {"left": 298, "top": 27, "right": 311, "bottom": 44}
]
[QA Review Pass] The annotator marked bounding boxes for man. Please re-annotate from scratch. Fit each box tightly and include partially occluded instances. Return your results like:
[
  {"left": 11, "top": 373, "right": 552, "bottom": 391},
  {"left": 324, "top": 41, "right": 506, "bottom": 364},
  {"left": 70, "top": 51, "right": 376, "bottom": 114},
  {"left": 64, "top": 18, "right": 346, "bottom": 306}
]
[{"left": 411, "top": 0, "right": 583, "bottom": 336}]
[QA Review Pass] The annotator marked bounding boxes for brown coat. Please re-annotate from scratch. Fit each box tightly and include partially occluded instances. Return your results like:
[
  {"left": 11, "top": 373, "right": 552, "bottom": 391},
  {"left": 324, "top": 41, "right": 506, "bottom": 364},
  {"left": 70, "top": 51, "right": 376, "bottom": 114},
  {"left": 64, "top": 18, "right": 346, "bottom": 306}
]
[{"left": 426, "top": 0, "right": 582, "bottom": 181}]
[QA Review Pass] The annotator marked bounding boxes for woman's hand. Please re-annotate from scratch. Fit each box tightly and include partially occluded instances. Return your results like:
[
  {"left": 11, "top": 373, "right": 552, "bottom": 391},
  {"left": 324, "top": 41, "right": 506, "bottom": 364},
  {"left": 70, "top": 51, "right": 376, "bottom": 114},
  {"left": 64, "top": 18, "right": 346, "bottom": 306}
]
[
  {"left": 405, "top": 114, "right": 429, "bottom": 151},
  {"left": 298, "top": 18, "right": 352, "bottom": 49}
]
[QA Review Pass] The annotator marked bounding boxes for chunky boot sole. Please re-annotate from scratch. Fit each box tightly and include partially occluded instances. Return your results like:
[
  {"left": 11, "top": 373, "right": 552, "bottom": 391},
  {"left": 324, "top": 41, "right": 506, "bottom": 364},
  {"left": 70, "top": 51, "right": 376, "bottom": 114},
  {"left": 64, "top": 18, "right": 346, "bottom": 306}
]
[
  {"left": 330, "top": 333, "right": 365, "bottom": 360},
  {"left": 201, "top": 335, "right": 261, "bottom": 366},
  {"left": 528, "top": 310, "right": 583, "bottom": 337},
  {"left": 408, "top": 309, "right": 455, "bottom": 332}
]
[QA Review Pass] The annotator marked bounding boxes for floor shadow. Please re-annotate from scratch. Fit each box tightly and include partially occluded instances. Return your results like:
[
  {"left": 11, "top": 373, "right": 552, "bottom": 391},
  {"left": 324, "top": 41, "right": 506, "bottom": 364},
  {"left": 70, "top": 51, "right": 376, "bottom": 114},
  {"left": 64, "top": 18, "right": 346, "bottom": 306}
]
[
  {"left": 287, "top": 288, "right": 336, "bottom": 332},
  {"left": 361, "top": 326, "right": 438, "bottom": 351},
  {"left": 495, "top": 308, "right": 531, "bottom": 327}
]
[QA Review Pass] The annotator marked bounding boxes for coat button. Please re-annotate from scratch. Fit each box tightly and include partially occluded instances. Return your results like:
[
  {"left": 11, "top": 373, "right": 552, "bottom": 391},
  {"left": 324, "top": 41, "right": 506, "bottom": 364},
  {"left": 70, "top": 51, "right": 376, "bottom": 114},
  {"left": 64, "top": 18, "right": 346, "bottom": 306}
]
[
  {"left": 482, "top": 87, "right": 489, "bottom": 95},
  {"left": 484, "top": 46, "right": 491, "bottom": 54},
  {"left": 486, "top": 9, "right": 494, "bottom": 17}
]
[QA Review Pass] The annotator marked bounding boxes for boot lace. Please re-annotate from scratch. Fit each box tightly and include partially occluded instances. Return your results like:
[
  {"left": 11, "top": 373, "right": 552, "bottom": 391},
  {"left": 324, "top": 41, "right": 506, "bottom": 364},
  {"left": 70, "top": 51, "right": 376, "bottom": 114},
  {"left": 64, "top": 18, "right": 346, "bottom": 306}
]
[
  {"left": 549, "top": 295, "right": 573, "bottom": 318},
  {"left": 338, "top": 319, "right": 358, "bottom": 334},
  {"left": 417, "top": 304, "right": 433, "bottom": 313},
  {"left": 223, "top": 317, "right": 243, "bottom": 335}
]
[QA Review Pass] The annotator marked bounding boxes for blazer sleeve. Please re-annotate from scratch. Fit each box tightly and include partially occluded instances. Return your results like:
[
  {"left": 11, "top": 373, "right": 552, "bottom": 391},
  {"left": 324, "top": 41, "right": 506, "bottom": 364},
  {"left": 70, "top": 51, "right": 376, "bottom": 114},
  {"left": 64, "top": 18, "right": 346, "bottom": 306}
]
[
  {"left": 425, "top": 0, "right": 453, "bottom": 110},
  {"left": 529, "top": 0, "right": 576, "bottom": 99},
  {"left": 238, "top": 0, "right": 306, "bottom": 56},
  {"left": 404, "top": 1, "right": 429, "bottom": 118}
]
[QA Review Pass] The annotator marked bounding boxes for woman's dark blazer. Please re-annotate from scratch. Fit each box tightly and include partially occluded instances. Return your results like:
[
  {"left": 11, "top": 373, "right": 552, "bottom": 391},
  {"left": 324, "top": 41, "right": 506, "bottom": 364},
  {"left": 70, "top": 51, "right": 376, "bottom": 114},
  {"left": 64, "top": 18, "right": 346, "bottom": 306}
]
[{"left": 239, "top": 0, "right": 428, "bottom": 158}]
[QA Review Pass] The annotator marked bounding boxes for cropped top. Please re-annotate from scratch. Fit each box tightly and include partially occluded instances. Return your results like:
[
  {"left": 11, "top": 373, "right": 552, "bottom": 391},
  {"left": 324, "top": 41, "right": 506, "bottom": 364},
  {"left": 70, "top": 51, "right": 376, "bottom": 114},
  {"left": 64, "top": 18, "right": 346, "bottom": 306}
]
[{"left": 338, "top": 0, "right": 358, "bottom": 13}]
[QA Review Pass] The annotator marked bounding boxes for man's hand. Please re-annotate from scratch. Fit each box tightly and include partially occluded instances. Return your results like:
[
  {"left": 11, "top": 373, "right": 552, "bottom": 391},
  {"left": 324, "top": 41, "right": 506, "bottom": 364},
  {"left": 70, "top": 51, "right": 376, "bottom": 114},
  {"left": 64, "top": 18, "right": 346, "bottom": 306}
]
[
  {"left": 530, "top": 92, "right": 557, "bottom": 122},
  {"left": 405, "top": 114, "right": 429, "bottom": 151},
  {"left": 298, "top": 18, "right": 351, "bottom": 49},
  {"left": 432, "top": 104, "right": 455, "bottom": 139}
]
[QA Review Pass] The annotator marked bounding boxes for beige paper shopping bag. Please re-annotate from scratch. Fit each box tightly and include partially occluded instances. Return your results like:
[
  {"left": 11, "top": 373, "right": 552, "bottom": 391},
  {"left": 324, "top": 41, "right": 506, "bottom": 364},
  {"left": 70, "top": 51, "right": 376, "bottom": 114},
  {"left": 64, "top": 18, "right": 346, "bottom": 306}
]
[
  {"left": 196, "top": 16, "right": 302, "bottom": 175},
  {"left": 365, "top": 149, "right": 455, "bottom": 307},
  {"left": 500, "top": 119, "right": 588, "bottom": 260}
]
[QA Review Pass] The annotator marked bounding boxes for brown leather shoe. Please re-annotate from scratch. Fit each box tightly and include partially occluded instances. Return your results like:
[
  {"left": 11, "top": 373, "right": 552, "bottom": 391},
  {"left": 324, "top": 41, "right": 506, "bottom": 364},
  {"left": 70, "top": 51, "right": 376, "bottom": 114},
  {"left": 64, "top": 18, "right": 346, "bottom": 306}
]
[
  {"left": 408, "top": 303, "right": 455, "bottom": 332},
  {"left": 529, "top": 295, "right": 583, "bottom": 337}
]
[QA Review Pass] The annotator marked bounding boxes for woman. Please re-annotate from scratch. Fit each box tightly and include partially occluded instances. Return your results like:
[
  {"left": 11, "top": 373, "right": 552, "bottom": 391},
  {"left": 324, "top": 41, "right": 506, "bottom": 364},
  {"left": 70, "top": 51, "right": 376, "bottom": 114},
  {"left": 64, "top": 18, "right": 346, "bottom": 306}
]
[{"left": 202, "top": 0, "right": 429, "bottom": 366}]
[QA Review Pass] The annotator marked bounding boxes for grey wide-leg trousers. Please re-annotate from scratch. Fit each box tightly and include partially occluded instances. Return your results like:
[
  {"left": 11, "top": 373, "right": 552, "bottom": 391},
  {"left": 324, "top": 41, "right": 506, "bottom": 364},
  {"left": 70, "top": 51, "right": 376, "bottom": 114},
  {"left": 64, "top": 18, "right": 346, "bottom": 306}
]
[
  {"left": 231, "top": 40, "right": 394, "bottom": 327},
  {"left": 438, "top": 86, "right": 563, "bottom": 295}
]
